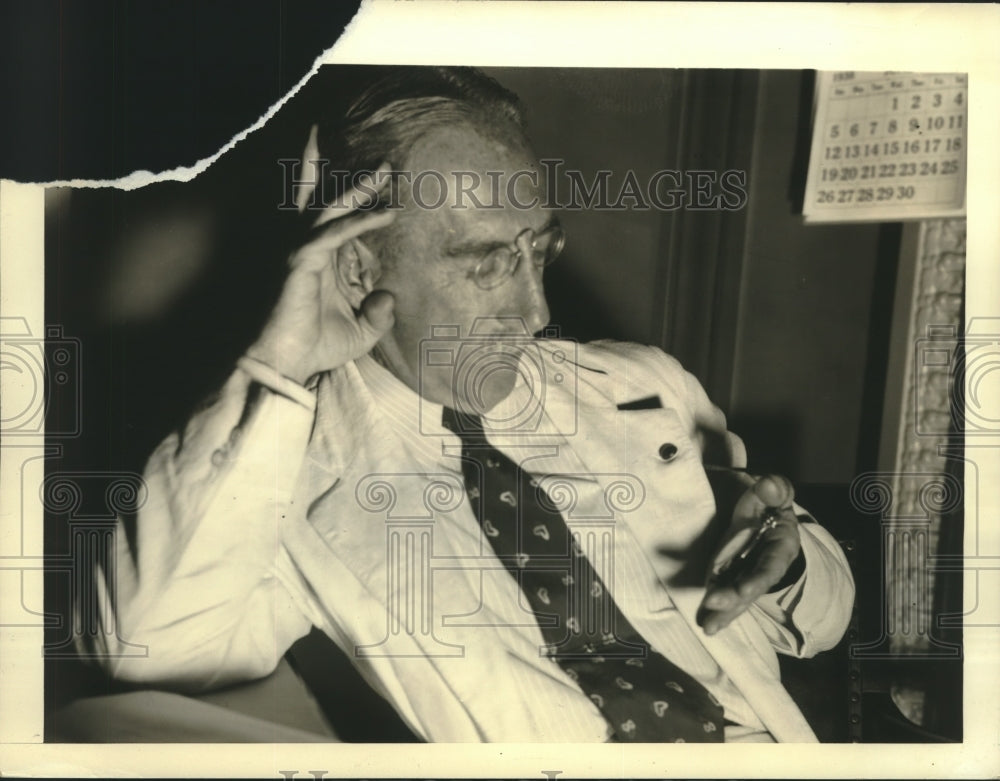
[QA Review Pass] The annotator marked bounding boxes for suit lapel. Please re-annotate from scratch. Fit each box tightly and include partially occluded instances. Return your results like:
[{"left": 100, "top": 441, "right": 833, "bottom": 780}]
[{"left": 541, "top": 345, "right": 818, "bottom": 742}]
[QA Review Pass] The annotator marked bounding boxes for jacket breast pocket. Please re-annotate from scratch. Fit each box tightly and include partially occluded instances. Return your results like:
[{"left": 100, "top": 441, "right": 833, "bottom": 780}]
[{"left": 616, "top": 408, "right": 721, "bottom": 589}]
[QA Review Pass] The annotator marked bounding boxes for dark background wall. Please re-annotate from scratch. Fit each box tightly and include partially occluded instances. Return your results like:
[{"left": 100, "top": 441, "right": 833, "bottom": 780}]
[
  {"left": 727, "top": 71, "right": 900, "bottom": 485},
  {"left": 483, "top": 68, "right": 684, "bottom": 347}
]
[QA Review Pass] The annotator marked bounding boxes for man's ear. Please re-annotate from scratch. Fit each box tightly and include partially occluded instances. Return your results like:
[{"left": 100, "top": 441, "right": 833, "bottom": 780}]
[{"left": 334, "top": 237, "right": 382, "bottom": 309}]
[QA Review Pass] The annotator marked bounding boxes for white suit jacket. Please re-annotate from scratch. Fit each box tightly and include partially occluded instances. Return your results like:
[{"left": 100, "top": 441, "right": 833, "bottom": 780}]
[{"left": 88, "top": 339, "right": 854, "bottom": 742}]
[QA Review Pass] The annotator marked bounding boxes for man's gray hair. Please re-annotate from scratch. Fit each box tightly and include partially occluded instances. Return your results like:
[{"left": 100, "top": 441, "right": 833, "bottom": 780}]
[{"left": 316, "top": 66, "right": 528, "bottom": 203}]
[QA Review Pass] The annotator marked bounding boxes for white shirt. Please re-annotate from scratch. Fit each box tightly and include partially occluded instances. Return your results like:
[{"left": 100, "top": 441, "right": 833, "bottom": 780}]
[
  {"left": 355, "top": 354, "right": 773, "bottom": 739},
  {"left": 86, "top": 340, "right": 854, "bottom": 742}
]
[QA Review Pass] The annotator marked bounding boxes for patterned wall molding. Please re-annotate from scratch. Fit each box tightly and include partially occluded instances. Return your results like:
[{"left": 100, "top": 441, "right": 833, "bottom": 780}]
[{"left": 889, "top": 217, "right": 966, "bottom": 655}]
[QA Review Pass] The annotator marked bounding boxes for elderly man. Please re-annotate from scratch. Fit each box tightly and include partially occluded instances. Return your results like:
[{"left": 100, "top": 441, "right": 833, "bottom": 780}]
[{"left": 87, "top": 67, "right": 854, "bottom": 743}]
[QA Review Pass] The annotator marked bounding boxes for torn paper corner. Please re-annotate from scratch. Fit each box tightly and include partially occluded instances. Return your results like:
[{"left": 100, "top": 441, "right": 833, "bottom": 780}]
[{"left": 25, "top": 2, "right": 371, "bottom": 192}]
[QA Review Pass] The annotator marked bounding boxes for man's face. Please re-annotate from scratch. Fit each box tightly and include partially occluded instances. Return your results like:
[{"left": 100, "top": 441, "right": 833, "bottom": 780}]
[{"left": 372, "top": 124, "right": 554, "bottom": 413}]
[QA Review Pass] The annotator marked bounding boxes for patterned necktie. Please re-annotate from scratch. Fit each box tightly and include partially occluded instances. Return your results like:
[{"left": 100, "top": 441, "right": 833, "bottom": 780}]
[{"left": 442, "top": 407, "right": 726, "bottom": 742}]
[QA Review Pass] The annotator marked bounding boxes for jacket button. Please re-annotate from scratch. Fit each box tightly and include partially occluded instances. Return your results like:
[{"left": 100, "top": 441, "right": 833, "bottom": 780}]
[{"left": 658, "top": 443, "right": 678, "bottom": 462}]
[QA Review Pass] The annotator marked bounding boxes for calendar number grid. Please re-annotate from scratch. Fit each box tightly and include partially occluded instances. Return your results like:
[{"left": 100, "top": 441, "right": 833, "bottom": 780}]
[{"left": 804, "top": 72, "right": 967, "bottom": 222}]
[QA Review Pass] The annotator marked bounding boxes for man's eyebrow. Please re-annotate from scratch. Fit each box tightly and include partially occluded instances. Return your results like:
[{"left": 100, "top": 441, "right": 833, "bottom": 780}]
[
  {"left": 444, "top": 238, "right": 508, "bottom": 258},
  {"left": 444, "top": 216, "right": 558, "bottom": 258}
]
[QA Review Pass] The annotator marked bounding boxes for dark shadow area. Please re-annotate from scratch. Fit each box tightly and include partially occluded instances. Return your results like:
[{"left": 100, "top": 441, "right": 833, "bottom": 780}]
[
  {"left": 286, "top": 628, "right": 421, "bottom": 742},
  {"left": 0, "top": 1, "right": 362, "bottom": 181},
  {"left": 786, "top": 69, "right": 817, "bottom": 215},
  {"left": 724, "top": 412, "right": 802, "bottom": 485},
  {"left": 545, "top": 260, "right": 624, "bottom": 344},
  {"left": 854, "top": 220, "right": 904, "bottom": 473}
]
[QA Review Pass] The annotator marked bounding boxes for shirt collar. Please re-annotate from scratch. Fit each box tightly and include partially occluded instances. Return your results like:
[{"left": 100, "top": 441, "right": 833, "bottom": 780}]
[
  {"left": 355, "top": 353, "right": 454, "bottom": 468},
  {"left": 355, "top": 346, "right": 569, "bottom": 467}
]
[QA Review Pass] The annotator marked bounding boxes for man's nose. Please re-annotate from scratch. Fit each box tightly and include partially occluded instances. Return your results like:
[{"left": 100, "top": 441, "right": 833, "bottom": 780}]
[{"left": 516, "top": 262, "right": 551, "bottom": 335}]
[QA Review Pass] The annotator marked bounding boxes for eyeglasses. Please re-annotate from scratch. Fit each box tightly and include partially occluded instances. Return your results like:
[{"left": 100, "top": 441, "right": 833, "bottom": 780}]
[{"left": 472, "top": 222, "right": 566, "bottom": 290}]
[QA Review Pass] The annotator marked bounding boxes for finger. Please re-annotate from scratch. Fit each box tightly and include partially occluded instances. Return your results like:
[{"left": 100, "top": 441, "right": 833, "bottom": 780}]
[
  {"left": 701, "top": 605, "right": 744, "bottom": 636},
  {"left": 732, "top": 509, "right": 800, "bottom": 592},
  {"left": 294, "top": 124, "right": 322, "bottom": 213},
  {"left": 356, "top": 290, "right": 396, "bottom": 343},
  {"left": 752, "top": 474, "right": 795, "bottom": 510},
  {"left": 700, "top": 518, "right": 800, "bottom": 632},
  {"left": 733, "top": 538, "right": 800, "bottom": 600},
  {"left": 291, "top": 209, "right": 396, "bottom": 272},
  {"left": 701, "top": 583, "right": 741, "bottom": 612},
  {"left": 697, "top": 585, "right": 747, "bottom": 635},
  {"left": 727, "top": 474, "right": 794, "bottom": 537},
  {"left": 312, "top": 162, "right": 394, "bottom": 229}
]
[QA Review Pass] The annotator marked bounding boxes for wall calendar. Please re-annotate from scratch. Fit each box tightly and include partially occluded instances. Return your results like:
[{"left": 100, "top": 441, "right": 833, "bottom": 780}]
[{"left": 803, "top": 71, "right": 967, "bottom": 223}]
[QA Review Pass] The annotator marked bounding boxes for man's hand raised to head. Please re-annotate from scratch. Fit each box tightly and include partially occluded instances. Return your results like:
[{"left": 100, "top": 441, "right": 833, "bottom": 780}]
[
  {"left": 697, "top": 474, "right": 803, "bottom": 636},
  {"left": 245, "top": 163, "right": 397, "bottom": 385}
]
